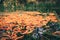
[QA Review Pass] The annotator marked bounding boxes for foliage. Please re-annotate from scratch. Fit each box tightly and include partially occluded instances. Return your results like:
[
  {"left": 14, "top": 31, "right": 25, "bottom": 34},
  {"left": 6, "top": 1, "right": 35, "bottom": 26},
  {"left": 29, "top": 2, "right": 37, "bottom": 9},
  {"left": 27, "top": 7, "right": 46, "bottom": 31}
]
[
  {"left": 0, "top": 0, "right": 60, "bottom": 40},
  {"left": 0, "top": 0, "right": 58, "bottom": 13},
  {"left": 23, "top": 21, "right": 60, "bottom": 40}
]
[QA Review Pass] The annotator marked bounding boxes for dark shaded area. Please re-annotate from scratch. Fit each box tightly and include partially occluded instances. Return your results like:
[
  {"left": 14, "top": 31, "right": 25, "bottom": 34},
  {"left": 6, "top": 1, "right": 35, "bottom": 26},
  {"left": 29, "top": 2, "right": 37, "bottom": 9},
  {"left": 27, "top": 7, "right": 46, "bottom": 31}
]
[
  {"left": 0, "top": 0, "right": 4, "bottom": 4},
  {"left": 16, "top": 32, "right": 23, "bottom": 37},
  {"left": 0, "top": 0, "right": 4, "bottom": 12},
  {"left": 43, "top": 34, "right": 60, "bottom": 40},
  {"left": 17, "top": 0, "right": 27, "bottom": 5},
  {"left": 55, "top": 0, "right": 60, "bottom": 16}
]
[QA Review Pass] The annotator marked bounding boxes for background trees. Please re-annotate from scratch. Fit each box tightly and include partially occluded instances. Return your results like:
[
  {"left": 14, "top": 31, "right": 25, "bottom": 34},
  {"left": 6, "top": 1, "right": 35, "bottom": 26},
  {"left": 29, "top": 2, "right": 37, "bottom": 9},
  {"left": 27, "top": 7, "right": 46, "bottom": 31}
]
[{"left": 0, "top": 0, "right": 60, "bottom": 17}]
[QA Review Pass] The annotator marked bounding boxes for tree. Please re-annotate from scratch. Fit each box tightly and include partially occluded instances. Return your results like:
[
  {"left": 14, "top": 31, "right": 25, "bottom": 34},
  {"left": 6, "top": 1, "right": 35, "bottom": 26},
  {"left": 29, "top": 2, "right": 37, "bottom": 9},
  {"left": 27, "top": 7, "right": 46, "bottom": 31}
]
[{"left": 0, "top": 0, "right": 4, "bottom": 12}]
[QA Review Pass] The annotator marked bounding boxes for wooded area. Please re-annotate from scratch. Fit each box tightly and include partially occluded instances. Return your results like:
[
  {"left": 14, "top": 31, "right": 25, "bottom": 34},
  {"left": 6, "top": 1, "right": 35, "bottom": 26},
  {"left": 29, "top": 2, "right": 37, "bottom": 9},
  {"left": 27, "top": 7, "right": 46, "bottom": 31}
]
[{"left": 0, "top": 0, "right": 60, "bottom": 16}]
